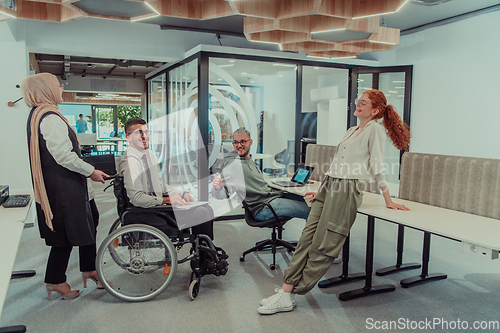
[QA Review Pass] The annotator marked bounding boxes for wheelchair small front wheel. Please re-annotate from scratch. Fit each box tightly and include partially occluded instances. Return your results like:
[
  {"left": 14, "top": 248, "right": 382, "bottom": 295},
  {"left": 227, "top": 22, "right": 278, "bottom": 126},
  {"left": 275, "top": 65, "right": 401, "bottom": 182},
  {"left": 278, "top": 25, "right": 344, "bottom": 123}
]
[
  {"left": 189, "top": 280, "right": 200, "bottom": 300},
  {"left": 97, "top": 224, "right": 178, "bottom": 302}
]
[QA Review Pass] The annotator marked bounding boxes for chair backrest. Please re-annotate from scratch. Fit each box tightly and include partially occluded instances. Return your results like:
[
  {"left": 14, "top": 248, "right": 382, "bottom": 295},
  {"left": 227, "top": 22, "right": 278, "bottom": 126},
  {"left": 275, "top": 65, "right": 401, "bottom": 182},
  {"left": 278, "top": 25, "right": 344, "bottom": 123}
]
[
  {"left": 82, "top": 154, "right": 117, "bottom": 176},
  {"left": 77, "top": 133, "right": 97, "bottom": 145},
  {"left": 112, "top": 174, "right": 131, "bottom": 218}
]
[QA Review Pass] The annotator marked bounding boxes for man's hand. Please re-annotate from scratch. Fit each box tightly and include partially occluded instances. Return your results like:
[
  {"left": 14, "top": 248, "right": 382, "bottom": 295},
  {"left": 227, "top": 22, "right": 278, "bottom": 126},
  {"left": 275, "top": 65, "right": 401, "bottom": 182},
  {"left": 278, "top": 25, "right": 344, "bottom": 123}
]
[
  {"left": 183, "top": 192, "right": 195, "bottom": 202},
  {"left": 212, "top": 176, "right": 224, "bottom": 191},
  {"left": 303, "top": 191, "right": 317, "bottom": 202},
  {"left": 162, "top": 194, "right": 186, "bottom": 206},
  {"left": 90, "top": 169, "right": 109, "bottom": 184}
]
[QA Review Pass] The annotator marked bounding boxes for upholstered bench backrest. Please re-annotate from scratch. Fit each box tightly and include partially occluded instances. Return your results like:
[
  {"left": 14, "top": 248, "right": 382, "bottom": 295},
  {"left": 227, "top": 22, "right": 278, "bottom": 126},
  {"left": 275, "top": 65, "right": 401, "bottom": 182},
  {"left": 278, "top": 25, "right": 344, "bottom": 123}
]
[
  {"left": 399, "top": 152, "right": 500, "bottom": 220},
  {"left": 305, "top": 144, "right": 337, "bottom": 182}
]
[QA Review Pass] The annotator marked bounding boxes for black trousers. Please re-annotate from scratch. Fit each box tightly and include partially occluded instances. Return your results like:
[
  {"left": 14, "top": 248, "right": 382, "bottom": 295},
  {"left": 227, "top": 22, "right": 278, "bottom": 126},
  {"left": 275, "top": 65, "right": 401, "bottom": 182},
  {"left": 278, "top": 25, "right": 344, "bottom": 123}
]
[
  {"left": 124, "top": 205, "right": 214, "bottom": 240},
  {"left": 44, "top": 199, "right": 99, "bottom": 284}
]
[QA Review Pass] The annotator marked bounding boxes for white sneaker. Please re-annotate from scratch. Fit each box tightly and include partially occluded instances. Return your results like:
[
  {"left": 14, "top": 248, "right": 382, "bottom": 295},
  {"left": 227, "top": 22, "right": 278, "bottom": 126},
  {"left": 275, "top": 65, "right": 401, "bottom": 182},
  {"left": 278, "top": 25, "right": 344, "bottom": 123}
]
[
  {"left": 258, "top": 289, "right": 294, "bottom": 315},
  {"left": 260, "top": 288, "right": 296, "bottom": 307},
  {"left": 333, "top": 253, "right": 343, "bottom": 264}
]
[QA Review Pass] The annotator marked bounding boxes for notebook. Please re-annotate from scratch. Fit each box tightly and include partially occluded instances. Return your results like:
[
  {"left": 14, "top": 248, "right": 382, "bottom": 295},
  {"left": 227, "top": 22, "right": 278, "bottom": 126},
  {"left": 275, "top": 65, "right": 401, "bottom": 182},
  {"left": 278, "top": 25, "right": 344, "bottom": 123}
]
[{"left": 271, "top": 166, "right": 314, "bottom": 187}]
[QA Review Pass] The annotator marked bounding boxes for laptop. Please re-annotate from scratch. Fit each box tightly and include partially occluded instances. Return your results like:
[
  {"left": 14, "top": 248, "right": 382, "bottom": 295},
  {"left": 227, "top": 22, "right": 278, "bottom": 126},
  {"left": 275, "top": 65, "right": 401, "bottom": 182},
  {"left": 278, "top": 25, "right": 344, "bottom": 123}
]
[{"left": 272, "top": 166, "right": 314, "bottom": 187}]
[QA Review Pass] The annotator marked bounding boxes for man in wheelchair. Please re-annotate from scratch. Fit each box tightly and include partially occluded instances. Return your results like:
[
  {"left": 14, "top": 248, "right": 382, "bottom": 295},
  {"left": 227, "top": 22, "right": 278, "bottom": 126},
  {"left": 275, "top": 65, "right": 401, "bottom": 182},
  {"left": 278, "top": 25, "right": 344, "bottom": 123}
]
[{"left": 118, "top": 118, "right": 228, "bottom": 279}]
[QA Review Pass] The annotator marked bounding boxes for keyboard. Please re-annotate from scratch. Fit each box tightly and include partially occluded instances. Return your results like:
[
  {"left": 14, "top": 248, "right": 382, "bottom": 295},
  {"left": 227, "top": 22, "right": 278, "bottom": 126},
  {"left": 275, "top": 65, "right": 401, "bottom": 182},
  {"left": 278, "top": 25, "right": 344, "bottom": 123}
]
[{"left": 2, "top": 194, "right": 31, "bottom": 208}]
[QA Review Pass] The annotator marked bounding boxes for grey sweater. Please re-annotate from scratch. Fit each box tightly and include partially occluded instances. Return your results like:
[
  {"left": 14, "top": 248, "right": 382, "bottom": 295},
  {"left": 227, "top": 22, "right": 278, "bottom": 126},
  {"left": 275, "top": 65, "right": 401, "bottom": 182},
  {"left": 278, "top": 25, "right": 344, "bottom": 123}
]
[{"left": 211, "top": 151, "right": 281, "bottom": 216}]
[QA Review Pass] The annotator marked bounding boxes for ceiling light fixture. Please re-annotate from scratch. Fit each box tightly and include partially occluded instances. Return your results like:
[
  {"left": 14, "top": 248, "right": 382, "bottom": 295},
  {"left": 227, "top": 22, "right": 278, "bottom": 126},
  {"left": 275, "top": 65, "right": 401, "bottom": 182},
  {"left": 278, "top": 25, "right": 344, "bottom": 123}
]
[
  {"left": 218, "top": 64, "right": 234, "bottom": 68},
  {"left": 249, "top": 40, "right": 281, "bottom": 46},
  {"left": 131, "top": 14, "right": 159, "bottom": 22},
  {"left": 396, "top": 0, "right": 411, "bottom": 12},
  {"left": 306, "top": 55, "right": 330, "bottom": 59},
  {"left": 369, "top": 40, "right": 397, "bottom": 45},
  {"left": 312, "top": 28, "right": 346, "bottom": 34},
  {"left": 0, "top": 9, "right": 16, "bottom": 18},
  {"left": 353, "top": 0, "right": 410, "bottom": 20},
  {"left": 145, "top": 2, "right": 160, "bottom": 15},
  {"left": 331, "top": 55, "right": 357, "bottom": 59},
  {"left": 272, "top": 63, "right": 296, "bottom": 68}
]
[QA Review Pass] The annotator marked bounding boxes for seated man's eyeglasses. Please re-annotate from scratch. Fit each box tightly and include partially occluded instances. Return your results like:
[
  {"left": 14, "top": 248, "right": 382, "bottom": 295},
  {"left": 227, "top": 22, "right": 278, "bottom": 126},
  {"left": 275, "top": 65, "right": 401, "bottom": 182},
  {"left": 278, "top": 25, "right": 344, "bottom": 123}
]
[
  {"left": 232, "top": 139, "right": 250, "bottom": 146},
  {"left": 129, "top": 129, "right": 150, "bottom": 136}
]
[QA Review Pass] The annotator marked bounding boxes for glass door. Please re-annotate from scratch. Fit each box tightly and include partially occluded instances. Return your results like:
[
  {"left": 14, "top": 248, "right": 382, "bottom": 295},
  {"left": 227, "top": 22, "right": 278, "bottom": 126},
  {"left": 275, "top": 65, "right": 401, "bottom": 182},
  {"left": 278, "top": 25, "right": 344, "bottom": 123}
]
[{"left": 351, "top": 66, "right": 412, "bottom": 195}]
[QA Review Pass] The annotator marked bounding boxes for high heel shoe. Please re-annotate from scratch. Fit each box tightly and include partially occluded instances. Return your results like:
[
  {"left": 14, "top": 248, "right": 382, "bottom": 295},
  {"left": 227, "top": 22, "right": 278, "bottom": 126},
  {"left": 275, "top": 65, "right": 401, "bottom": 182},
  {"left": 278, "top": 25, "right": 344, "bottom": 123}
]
[
  {"left": 82, "top": 271, "right": 104, "bottom": 289},
  {"left": 46, "top": 282, "right": 81, "bottom": 300}
]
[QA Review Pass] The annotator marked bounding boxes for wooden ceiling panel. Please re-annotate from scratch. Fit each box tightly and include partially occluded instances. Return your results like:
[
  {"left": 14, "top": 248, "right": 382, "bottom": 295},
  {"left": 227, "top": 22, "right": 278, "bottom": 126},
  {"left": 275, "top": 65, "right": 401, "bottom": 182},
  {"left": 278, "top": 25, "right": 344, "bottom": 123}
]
[
  {"left": 308, "top": 50, "right": 358, "bottom": 59},
  {"left": 10, "top": 0, "right": 406, "bottom": 57}
]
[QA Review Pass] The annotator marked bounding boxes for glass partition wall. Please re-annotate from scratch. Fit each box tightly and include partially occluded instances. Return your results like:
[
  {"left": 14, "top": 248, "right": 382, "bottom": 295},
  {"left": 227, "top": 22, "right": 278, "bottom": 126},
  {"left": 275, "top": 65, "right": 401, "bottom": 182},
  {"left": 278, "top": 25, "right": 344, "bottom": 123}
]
[{"left": 146, "top": 50, "right": 412, "bottom": 208}]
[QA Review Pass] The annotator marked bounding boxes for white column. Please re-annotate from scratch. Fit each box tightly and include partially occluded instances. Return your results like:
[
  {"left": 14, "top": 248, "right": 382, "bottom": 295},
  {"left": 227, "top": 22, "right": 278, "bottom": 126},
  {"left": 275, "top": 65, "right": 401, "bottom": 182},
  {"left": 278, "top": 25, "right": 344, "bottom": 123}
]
[{"left": 0, "top": 21, "right": 32, "bottom": 189}]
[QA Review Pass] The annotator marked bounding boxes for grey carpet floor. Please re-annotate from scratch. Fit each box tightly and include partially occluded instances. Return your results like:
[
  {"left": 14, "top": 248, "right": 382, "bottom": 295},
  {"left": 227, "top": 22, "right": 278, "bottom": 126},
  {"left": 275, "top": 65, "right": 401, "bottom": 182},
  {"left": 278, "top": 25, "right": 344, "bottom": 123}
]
[{"left": 2, "top": 182, "right": 500, "bottom": 332}]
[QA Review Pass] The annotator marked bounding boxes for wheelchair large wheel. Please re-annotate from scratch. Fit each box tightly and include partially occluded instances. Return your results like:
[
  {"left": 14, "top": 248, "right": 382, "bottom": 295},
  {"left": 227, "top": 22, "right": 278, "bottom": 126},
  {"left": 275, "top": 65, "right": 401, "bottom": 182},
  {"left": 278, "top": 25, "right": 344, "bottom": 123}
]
[
  {"left": 97, "top": 224, "right": 178, "bottom": 302},
  {"left": 108, "top": 217, "right": 121, "bottom": 235}
]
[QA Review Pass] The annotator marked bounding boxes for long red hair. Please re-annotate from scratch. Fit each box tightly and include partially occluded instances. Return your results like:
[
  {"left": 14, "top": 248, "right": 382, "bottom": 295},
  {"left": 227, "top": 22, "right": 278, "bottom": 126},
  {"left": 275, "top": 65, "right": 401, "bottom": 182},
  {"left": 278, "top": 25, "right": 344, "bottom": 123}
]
[{"left": 363, "top": 89, "right": 411, "bottom": 151}]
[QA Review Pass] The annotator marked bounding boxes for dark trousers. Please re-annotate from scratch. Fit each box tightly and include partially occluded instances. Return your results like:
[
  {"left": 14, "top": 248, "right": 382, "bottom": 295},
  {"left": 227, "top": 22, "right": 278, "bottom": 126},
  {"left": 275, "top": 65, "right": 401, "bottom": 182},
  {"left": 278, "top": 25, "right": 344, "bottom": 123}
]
[
  {"left": 44, "top": 199, "right": 99, "bottom": 284},
  {"left": 124, "top": 205, "right": 214, "bottom": 240}
]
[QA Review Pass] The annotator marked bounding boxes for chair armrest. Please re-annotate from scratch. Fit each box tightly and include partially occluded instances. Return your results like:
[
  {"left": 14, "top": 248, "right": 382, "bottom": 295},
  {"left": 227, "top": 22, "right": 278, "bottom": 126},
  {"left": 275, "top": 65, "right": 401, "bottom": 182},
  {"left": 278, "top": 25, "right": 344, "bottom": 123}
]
[{"left": 242, "top": 201, "right": 280, "bottom": 221}]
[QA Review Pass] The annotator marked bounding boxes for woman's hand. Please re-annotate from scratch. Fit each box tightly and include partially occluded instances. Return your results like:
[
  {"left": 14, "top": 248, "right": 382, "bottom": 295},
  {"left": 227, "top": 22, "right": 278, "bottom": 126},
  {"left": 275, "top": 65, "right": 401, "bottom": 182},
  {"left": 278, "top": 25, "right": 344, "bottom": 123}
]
[
  {"left": 303, "top": 192, "right": 317, "bottom": 202},
  {"left": 90, "top": 169, "right": 109, "bottom": 183},
  {"left": 386, "top": 201, "right": 410, "bottom": 211}
]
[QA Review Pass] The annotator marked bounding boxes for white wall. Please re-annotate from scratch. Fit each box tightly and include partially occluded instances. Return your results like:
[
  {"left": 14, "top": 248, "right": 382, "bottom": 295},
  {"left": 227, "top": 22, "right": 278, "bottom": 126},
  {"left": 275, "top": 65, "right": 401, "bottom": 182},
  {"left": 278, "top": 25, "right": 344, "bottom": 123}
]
[
  {"left": 0, "top": 21, "right": 32, "bottom": 189},
  {"left": 373, "top": 10, "right": 500, "bottom": 159}
]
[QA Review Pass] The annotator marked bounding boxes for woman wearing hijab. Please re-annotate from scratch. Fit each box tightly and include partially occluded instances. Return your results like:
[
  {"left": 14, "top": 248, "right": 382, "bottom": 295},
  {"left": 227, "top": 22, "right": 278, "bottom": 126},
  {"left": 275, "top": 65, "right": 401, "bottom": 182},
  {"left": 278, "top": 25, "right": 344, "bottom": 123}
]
[{"left": 22, "top": 73, "right": 109, "bottom": 300}]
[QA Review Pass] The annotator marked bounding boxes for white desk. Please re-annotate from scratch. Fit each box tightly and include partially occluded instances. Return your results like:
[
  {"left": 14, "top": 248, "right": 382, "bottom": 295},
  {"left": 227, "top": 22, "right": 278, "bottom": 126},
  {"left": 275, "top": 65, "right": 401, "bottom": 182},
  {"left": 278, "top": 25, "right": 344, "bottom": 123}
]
[
  {"left": 0, "top": 222, "right": 24, "bottom": 318},
  {"left": 0, "top": 192, "right": 33, "bottom": 327},
  {"left": 327, "top": 192, "right": 500, "bottom": 300},
  {"left": 269, "top": 178, "right": 500, "bottom": 300}
]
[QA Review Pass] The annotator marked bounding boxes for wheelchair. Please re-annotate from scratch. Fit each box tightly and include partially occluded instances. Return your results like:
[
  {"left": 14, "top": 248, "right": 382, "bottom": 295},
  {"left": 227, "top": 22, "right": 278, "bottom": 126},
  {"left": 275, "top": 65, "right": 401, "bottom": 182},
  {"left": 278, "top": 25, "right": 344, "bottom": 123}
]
[{"left": 96, "top": 175, "right": 228, "bottom": 302}]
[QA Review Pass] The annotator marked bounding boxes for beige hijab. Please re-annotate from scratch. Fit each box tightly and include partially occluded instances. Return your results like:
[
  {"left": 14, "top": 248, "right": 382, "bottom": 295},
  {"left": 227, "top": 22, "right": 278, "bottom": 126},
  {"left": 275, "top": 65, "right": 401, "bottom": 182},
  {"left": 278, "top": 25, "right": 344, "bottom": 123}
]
[{"left": 21, "top": 73, "right": 77, "bottom": 231}]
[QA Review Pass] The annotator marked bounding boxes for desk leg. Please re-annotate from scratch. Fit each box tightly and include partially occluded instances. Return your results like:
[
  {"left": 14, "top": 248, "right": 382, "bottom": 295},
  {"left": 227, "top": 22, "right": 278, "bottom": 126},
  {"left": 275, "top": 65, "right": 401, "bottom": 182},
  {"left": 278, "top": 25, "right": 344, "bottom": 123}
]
[
  {"left": 0, "top": 325, "right": 26, "bottom": 333},
  {"left": 400, "top": 231, "right": 447, "bottom": 288},
  {"left": 11, "top": 270, "right": 36, "bottom": 279},
  {"left": 318, "top": 234, "right": 365, "bottom": 288},
  {"left": 376, "top": 225, "right": 421, "bottom": 276},
  {"left": 338, "top": 216, "right": 395, "bottom": 301}
]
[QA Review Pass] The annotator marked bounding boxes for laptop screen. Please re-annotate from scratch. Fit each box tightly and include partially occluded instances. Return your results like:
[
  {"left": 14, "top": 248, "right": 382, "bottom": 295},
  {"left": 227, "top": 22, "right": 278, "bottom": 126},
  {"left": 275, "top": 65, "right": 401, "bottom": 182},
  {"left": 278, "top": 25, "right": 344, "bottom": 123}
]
[{"left": 291, "top": 166, "right": 314, "bottom": 183}]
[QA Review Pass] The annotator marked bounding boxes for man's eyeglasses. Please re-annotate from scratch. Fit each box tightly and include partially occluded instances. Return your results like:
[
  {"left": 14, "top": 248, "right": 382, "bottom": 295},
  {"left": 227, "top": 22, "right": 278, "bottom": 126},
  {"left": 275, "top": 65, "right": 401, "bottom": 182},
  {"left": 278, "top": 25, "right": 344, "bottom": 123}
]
[
  {"left": 355, "top": 98, "right": 370, "bottom": 107},
  {"left": 128, "top": 129, "right": 150, "bottom": 136},
  {"left": 232, "top": 139, "right": 251, "bottom": 146}
]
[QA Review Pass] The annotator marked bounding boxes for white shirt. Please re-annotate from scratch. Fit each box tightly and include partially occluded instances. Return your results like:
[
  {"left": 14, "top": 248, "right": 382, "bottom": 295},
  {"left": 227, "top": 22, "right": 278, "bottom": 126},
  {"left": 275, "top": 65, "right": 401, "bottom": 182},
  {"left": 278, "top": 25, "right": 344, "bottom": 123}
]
[
  {"left": 40, "top": 114, "right": 95, "bottom": 199},
  {"left": 118, "top": 146, "right": 183, "bottom": 208},
  {"left": 326, "top": 120, "right": 388, "bottom": 188}
]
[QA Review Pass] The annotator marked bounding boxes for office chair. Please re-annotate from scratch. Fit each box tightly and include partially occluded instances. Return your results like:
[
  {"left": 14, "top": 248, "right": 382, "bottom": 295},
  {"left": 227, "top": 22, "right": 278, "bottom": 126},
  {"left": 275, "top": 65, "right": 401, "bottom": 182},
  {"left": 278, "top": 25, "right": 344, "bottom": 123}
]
[
  {"left": 239, "top": 201, "right": 296, "bottom": 270},
  {"left": 96, "top": 175, "right": 228, "bottom": 302}
]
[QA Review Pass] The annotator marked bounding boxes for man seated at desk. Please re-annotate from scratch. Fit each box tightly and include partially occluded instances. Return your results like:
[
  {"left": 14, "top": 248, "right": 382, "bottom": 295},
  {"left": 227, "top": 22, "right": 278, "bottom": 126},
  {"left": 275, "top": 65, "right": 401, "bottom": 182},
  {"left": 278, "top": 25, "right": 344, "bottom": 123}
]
[
  {"left": 118, "top": 118, "right": 214, "bottom": 239},
  {"left": 211, "top": 127, "right": 310, "bottom": 221}
]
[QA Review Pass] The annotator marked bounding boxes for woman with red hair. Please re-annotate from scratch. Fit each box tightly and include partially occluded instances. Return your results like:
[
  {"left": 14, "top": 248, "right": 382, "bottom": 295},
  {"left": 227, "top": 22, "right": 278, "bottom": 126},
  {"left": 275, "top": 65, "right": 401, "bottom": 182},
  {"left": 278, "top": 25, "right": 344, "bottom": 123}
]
[{"left": 258, "top": 89, "right": 411, "bottom": 314}]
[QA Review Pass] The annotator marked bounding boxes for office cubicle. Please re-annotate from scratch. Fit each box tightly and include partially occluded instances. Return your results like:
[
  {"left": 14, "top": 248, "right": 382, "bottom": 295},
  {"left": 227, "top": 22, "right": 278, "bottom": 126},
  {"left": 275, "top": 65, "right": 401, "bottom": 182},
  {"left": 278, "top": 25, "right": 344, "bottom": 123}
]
[{"left": 145, "top": 48, "right": 412, "bottom": 201}]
